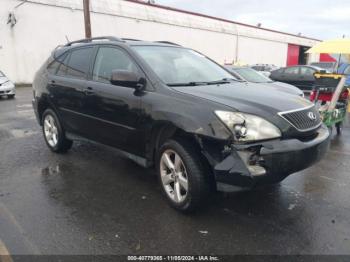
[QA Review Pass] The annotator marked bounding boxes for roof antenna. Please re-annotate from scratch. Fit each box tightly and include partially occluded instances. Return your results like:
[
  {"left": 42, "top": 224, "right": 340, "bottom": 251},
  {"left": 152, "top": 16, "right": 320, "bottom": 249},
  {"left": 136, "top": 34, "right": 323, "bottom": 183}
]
[{"left": 65, "top": 35, "right": 70, "bottom": 43}]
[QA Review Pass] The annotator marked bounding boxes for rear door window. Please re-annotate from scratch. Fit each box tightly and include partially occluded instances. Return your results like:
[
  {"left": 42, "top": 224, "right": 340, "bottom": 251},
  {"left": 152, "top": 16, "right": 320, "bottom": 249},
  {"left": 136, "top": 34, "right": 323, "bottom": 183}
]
[{"left": 65, "top": 47, "right": 94, "bottom": 79}]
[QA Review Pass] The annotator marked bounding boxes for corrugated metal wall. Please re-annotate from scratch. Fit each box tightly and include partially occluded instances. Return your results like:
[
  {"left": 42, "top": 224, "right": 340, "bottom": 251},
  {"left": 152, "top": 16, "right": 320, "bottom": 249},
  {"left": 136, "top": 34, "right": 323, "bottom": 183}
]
[{"left": 0, "top": 0, "right": 321, "bottom": 83}]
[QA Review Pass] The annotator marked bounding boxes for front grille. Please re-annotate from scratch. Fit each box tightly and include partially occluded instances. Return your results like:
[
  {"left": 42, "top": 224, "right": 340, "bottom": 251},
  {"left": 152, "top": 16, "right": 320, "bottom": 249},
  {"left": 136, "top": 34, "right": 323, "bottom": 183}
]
[{"left": 279, "top": 105, "right": 321, "bottom": 131}]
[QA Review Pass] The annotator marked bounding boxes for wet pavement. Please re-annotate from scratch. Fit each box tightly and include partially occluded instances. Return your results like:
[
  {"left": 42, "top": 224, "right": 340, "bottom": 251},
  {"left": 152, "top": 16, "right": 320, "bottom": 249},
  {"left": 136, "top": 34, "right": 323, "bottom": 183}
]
[{"left": 0, "top": 87, "right": 350, "bottom": 255}]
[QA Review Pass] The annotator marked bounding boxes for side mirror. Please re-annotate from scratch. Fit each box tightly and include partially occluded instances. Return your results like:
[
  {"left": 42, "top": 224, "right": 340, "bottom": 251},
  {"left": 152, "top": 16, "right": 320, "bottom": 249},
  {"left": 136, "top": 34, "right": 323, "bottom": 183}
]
[{"left": 110, "top": 70, "right": 145, "bottom": 90}]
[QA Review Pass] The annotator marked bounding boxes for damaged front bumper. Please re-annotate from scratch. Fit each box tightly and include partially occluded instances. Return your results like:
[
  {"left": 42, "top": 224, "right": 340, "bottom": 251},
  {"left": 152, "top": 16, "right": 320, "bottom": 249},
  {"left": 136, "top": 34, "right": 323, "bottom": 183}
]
[{"left": 214, "top": 124, "right": 330, "bottom": 191}]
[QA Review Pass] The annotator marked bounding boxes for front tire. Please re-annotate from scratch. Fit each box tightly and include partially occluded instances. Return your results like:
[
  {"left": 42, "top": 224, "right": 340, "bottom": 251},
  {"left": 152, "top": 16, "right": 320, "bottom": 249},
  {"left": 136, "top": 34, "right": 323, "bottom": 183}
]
[
  {"left": 157, "top": 138, "right": 210, "bottom": 212},
  {"left": 42, "top": 109, "right": 72, "bottom": 153},
  {"left": 8, "top": 94, "right": 15, "bottom": 99}
]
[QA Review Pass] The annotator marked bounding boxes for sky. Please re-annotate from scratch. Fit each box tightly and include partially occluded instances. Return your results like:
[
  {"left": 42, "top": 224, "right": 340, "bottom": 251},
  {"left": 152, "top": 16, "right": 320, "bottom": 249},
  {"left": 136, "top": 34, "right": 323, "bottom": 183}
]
[{"left": 156, "top": 0, "right": 350, "bottom": 40}]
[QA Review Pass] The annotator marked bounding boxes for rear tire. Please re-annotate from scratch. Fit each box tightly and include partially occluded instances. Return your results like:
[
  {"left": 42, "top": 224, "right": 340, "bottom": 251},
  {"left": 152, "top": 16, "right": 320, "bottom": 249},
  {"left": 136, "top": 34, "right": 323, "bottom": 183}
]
[
  {"left": 157, "top": 138, "right": 210, "bottom": 212},
  {"left": 42, "top": 109, "right": 73, "bottom": 153}
]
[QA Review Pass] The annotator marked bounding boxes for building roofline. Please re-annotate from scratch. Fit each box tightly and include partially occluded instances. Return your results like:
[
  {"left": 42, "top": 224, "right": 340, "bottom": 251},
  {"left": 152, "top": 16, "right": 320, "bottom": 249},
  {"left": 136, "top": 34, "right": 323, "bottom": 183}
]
[{"left": 125, "top": 0, "right": 322, "bottom": 42}]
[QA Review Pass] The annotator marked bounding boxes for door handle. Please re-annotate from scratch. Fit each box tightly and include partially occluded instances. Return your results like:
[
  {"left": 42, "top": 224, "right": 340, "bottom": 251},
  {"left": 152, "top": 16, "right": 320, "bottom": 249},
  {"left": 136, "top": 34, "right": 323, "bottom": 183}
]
[{"left": 84, "top": 87, "right": 94, "bottom": 95}]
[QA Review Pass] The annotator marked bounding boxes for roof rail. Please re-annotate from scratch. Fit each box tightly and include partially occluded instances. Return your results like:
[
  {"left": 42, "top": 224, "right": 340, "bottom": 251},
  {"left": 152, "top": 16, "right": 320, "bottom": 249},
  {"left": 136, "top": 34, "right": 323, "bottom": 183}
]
[
  {"left": 64, "top": 36, "right": 123, "bottom": 46},
  {"left": 122, "top": 38, "right": 142, "bottom": 42},
  {"left": 154, "top": 41, "right": 181, "bottom": 46}
]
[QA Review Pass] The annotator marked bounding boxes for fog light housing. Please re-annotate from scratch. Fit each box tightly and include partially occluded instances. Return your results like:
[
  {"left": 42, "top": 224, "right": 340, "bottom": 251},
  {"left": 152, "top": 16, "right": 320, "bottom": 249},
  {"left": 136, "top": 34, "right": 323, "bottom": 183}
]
[
  {"left": 247, "top": 165, "right": 266, "bottom": 176},
  {"left": 237, "top": 150, "right": 266, "bottom": 177}
]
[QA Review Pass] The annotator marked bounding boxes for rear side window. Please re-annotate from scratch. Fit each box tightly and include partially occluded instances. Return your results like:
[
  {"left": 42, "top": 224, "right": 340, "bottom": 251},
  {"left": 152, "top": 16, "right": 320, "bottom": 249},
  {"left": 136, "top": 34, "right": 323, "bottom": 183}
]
[
  {"left": 47, "top": 53, "right": 67, "bottom": 75},
  {"left": 47, "top": 61, "right": 60, "bottom": 74},
  {"left": 92, "top": 47, "right": 139, "bottom": 84},
  {"left": 57, "top": 53, "right": 70, "bottom": 76},
  {"left": 285, "top": 67, "right": 299, "bottom": 75},
  {"left": 300, "top": 67, "right": 315, "bottom": 76},
  {"left": 66, "top": 47, "right": 94, "bottom": 79}
]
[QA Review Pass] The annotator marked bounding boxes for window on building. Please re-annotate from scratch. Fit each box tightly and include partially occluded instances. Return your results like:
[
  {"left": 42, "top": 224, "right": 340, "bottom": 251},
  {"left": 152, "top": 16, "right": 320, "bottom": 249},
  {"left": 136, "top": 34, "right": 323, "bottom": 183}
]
[{"left": 92, "top": 47, "right": 139, "bottom": 84}]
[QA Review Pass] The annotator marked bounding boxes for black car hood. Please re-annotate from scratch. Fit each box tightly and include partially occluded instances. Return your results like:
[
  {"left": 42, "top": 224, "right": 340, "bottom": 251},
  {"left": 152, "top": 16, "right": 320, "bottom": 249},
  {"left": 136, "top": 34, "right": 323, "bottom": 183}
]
[
  {"left": 254, "top": 81, "right": 303, "bottom": 96},
  {"left": 268, "top": 81, "right": 303, "bottom": 96},
  {"left": 172, "top": 82, "right": 312, "bottom": 117}
]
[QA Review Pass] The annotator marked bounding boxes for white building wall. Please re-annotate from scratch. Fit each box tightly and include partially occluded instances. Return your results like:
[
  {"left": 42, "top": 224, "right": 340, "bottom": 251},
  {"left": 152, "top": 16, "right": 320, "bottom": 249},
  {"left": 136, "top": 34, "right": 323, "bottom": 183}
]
[
  {"left": 236, "top": 37, "right": 288, "bottom": 66},
  {"left": 0, "top": 0, "right": 321, "bottom": 84}
]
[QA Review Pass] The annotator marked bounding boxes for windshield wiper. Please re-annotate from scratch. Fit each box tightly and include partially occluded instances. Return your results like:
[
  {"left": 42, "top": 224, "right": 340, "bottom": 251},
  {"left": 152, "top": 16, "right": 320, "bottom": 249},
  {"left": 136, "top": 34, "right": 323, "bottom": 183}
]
[
  {"left": 167, "top": 82, "right": 208, "bottom": 87},
  {"left": 167, "top": 78, "right": 238, "bottom": 87},
  {"left": 205, "top": 78, "right": 234, "bottom": 85}
]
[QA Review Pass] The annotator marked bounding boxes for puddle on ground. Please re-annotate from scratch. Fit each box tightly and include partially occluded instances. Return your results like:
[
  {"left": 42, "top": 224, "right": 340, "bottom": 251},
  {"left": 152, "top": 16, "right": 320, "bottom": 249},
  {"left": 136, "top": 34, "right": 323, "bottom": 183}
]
[
  {"left": 16, "top": 103, "right": 32, "bottom": 108},
  {"left": 42, "top": 165, "right": 61, "bottom": 176},
  {"left": 11, "top": 129, "right": 38, "bottom": 138}
]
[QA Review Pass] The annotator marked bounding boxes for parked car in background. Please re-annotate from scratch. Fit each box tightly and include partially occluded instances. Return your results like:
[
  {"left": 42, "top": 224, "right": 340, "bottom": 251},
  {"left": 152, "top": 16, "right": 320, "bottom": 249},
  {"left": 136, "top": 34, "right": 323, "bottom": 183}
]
[
  {"left": 250, "top": 64, "right": 279, "bottom": 77},
  {"left": 33, "top": 37, "right": 330, "bottom": 212},
  {"left": 0, "top": 71, "right": 15, "bottom": 99},
  {"left": 310, "top": 62, "right": 336, "bottom": 73},
  {"left": 269, "top": 65, "right": 324, "bottom": 92},
  {"left": 225, "top": 66, "right": 304, "bottom": 97}
]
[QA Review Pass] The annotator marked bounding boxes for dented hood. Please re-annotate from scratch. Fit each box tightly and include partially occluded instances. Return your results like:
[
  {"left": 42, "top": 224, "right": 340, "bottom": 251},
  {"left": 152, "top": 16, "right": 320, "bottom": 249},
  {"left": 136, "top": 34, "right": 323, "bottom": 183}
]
[{"left": 172, "top": 82, "right": 312, "bottom": 117}]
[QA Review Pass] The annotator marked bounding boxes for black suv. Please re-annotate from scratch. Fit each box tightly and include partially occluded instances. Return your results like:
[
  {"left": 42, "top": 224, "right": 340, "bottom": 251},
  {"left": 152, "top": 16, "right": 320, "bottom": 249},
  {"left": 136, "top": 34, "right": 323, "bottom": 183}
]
[{"left": 33, "top": 36, "right": 330, "bottom": 212}]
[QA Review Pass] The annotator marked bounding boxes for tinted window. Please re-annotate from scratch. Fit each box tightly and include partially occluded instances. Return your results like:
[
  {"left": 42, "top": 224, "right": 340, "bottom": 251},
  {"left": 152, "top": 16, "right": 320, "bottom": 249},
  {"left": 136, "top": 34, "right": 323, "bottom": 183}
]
[
  {"left": 47, "top": 61, "right": 59, "bottom": 74},
  {"left": 0, "top": 71, "right": 4, "bottom": 77},
  {"left": 285, "top": 67, "right": 299, "bottom": 75},
  {"left": 93, "top": 47, "right": 139, "bottom": 83},
  {"left": 300, "top": 67, "right": 315, "bottom": 76},
  {"left": 66, "top": 47, "right": 94, "bottom": 79},
  {"left": 56, "top": 53, "right": 70, "bottom": 76}
]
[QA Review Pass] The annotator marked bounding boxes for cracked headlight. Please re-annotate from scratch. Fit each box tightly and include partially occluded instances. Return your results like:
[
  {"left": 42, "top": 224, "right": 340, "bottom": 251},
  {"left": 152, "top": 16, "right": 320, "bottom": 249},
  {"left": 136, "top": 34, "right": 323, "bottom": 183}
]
[{"left": 215, "top": 111, "right": 281, "bottom": 142}]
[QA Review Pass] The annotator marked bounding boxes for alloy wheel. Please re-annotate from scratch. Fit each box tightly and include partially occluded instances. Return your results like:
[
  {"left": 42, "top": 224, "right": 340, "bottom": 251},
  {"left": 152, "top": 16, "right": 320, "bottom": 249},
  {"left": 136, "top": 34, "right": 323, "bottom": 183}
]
[
  {"left": 44, "top": 114, "right": 59, "bottom": 147},
  {"left": 160, "top": 149, "right": 189, "bottom": 203}
]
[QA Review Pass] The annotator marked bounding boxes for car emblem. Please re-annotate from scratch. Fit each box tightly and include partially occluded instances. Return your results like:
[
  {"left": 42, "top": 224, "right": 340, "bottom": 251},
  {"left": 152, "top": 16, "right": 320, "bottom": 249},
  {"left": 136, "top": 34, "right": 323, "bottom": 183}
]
[{"left": 308, "top": 112, "right": 317, "bottom": 121}]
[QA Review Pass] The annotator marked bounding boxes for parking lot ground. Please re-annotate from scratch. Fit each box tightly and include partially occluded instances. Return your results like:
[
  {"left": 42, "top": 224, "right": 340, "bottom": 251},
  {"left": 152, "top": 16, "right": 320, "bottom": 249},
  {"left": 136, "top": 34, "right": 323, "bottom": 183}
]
[{"left": 0, "top": 86, "right": 350, "bottom": 256}]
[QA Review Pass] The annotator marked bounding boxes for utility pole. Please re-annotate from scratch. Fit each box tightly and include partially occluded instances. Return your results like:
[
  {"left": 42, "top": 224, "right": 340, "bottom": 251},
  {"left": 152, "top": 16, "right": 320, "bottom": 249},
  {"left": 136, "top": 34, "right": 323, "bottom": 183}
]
[{"left": 83, "top": 0, "right": 92, "bottom": 38}]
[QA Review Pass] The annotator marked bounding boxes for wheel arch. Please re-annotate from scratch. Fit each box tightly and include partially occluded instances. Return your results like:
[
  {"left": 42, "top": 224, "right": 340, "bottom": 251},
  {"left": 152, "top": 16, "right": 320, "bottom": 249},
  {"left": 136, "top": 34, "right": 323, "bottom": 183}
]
[{"left": 37, "top": 95, "right": 59, "bottom": 125}]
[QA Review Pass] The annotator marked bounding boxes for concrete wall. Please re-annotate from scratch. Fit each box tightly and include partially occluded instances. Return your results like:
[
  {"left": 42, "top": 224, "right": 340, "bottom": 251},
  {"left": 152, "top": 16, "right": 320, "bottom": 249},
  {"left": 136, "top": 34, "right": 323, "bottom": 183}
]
[{"left": 0, "top": 0, "right": 321, "bottom": 84}]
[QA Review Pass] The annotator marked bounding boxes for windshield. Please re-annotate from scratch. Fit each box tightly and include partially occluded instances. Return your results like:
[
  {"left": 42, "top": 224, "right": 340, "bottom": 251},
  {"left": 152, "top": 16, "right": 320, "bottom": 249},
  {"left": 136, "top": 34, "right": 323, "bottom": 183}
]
[
  {"left": 0, "top": 71, "right": 4, "bottom": 77},
  {"left": 234, "top": 68, "right": 272, "bottom": 83},
  {"left": 132, "top": 46, "right": 234, "bottom": 85}
]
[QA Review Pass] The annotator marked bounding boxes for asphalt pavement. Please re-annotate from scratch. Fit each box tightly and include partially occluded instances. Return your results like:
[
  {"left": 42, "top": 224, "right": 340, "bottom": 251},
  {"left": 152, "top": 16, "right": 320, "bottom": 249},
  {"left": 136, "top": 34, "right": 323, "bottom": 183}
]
[{"left": 0, "top": 87, "right": 350, "bottom": 256}]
